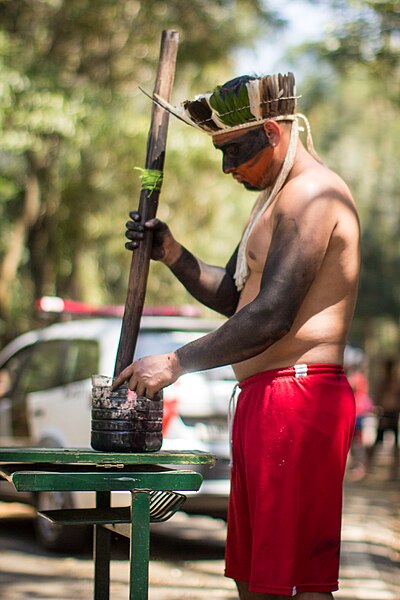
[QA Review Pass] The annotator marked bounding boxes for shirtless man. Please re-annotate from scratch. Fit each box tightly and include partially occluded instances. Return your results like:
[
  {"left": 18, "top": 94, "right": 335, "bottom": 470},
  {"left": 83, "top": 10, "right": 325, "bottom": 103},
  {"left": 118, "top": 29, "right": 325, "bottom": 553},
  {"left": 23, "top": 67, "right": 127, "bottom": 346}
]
[{"left": 114, "top": 73, "right": 360, "bottom": 599}]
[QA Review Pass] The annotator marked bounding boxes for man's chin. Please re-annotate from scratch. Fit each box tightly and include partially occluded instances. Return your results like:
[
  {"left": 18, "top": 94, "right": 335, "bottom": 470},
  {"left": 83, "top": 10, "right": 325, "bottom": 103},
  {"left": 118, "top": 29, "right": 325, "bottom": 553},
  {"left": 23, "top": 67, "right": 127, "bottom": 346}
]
[{"left": 241, "top": 181, "right": 261, "bottom": 191}]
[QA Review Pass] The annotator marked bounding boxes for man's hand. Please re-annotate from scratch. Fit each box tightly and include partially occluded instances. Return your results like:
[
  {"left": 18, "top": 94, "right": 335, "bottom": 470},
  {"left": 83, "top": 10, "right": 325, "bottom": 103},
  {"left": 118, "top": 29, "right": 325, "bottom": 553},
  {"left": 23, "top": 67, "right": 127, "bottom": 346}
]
[
  {"left": 125, "top": 211, "right": 182, "bottom": 266},
  {"left": 112, "top": 352, "right": 184, "bottom": 399}
]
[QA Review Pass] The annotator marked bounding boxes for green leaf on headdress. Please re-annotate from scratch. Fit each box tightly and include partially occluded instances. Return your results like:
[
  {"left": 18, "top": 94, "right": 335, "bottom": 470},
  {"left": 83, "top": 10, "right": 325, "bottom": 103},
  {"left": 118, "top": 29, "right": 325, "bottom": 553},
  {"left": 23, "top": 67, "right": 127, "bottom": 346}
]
[
  {"left": 210, "top": 83, "right": 253, "bottom": 127},
  {"left": 209, "top": 87, "right": 225, "bottom": 115}
]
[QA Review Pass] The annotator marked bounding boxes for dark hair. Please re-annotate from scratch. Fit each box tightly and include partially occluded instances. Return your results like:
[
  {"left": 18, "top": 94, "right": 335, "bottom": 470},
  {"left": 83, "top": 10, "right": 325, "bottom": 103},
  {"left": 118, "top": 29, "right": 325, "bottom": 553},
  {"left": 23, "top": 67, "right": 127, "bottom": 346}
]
[{"left": 219, "top": 75, "right": 257, "bottom": 98}]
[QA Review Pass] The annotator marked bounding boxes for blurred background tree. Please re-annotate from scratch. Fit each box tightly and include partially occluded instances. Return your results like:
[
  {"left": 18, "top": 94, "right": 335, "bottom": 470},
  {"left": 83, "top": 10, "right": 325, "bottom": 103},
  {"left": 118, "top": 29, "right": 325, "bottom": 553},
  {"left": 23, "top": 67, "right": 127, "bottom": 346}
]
[
  {"left": 295, "top": 0, "right": 400, "bottom": 357},
  {"left": 0, "top": 0, "right": 281, "bottom": 341}
]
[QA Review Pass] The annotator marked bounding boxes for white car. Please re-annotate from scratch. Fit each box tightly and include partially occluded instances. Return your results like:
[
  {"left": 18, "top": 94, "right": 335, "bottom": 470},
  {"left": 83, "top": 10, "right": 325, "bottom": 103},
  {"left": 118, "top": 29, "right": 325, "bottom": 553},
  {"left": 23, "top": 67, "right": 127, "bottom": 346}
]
[{"left": 0, "top": 304, "right": 235, "bottom": 550}]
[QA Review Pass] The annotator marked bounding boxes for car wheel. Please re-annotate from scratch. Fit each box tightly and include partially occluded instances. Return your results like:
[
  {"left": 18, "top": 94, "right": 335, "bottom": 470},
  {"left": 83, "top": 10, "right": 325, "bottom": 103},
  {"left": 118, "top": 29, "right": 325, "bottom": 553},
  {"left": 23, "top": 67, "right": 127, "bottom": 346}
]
[{"left": 34, "top": 490, "right": 90, "bottom": 552}]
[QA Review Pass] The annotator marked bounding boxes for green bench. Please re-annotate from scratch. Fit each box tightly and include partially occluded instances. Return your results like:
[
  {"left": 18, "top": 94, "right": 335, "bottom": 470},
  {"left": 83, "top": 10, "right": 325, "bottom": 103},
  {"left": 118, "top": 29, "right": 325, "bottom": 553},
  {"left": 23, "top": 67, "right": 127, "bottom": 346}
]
[{"left": 0, "top": 447, "right": 215, "bottom": 600}]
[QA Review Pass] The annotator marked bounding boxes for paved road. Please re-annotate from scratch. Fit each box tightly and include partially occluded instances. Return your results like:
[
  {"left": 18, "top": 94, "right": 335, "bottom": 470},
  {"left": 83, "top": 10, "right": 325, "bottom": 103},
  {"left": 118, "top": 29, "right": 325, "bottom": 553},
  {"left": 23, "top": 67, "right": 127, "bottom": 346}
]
[{"left": 0, "top": 446, "right": 398, "bottom": 600}]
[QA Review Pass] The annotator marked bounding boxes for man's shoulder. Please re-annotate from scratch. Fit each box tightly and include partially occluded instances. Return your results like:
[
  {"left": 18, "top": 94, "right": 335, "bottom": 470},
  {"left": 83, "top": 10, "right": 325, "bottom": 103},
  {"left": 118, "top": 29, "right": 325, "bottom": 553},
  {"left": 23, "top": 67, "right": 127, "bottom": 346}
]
[
  {"left": 284, "top": 161, "right": 349, "bottom": 198},
  {"left": 276, "top": 163, "right": 355, "bottom": 217}
]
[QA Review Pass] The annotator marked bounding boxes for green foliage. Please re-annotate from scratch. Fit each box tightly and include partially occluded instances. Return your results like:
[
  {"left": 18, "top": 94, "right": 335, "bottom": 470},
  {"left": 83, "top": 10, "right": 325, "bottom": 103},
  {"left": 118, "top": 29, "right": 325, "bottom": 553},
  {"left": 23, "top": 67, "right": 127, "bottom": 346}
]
[
  {"left": 297, "top": 0, "right": 400, "bottom": 353},
  {"left": 0, "top": 0, "right": 277, "bottom": 341},
  {"left": 304, "top": 0, "right": 400, "bottom": 100}
]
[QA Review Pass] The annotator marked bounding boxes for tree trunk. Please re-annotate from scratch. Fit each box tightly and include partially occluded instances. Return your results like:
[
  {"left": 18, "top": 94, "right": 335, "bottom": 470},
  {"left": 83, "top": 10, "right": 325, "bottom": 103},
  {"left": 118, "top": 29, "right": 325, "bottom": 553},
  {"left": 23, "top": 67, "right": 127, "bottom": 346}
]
[
  {"left": 0, "top": 171, "right": 41, "bottom": 332},
  {"left": 27, "top": 155, "right": 61, "bottom": 301}
]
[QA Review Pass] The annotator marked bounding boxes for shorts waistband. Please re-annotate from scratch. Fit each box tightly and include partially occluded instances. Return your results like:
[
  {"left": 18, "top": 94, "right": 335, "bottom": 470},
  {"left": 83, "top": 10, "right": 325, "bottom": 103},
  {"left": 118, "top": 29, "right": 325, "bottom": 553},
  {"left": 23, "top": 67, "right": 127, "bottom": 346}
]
[{"left": 239, "top": 363, "right": 344, "bottom": 389}]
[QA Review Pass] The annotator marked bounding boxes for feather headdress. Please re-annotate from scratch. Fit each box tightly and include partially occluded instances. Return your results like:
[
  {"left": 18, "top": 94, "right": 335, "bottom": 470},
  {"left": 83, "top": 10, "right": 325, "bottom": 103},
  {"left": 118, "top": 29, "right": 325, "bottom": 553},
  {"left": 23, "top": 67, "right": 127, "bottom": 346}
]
[{"left": 152, "top": 72, "right": 299, "bottom": 136}]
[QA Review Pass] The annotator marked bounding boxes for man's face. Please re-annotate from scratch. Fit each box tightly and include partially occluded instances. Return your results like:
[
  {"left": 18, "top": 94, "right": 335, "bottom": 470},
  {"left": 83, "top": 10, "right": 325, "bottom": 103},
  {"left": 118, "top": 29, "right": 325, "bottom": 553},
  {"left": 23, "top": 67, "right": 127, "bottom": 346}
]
[{"left": 212, "top": 126, "right": 274, "bottom": 191}]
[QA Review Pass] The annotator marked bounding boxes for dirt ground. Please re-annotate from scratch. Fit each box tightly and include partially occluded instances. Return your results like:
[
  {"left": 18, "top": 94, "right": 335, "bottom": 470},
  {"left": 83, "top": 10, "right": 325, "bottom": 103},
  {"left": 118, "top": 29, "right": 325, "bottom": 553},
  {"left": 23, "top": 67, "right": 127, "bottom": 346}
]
[{"left": 0, "top": 445, "right": 399, "bottom": 600}]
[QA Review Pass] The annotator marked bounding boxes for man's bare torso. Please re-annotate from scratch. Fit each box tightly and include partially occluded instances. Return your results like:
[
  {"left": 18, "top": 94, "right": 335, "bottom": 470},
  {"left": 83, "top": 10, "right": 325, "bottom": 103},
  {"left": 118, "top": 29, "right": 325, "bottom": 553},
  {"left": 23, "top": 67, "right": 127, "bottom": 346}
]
[{"left": 233, "top": 159, "right": 360, "bottom": 381}]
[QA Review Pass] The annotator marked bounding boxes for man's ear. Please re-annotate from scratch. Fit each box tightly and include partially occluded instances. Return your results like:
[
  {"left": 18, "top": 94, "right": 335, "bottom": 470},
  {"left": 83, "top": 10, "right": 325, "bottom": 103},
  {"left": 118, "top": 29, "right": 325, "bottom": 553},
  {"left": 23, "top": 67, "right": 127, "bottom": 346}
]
[{"left": 262, "top": 120, "right": 281, "bottom": 147}]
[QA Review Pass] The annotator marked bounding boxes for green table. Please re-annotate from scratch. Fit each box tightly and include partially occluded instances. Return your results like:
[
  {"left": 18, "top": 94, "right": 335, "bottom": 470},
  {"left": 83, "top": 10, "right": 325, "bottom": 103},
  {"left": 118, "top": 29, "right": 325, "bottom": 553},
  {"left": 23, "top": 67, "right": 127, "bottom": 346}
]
[{"left": 0, "top": 447, "right": 215, "bottom": 600}]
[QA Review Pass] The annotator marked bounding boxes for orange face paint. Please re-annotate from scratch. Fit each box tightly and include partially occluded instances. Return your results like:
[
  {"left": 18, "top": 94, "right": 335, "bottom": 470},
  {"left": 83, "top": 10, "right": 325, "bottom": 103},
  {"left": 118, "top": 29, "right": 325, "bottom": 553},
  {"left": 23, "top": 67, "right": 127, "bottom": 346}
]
[
  {"left": 214, "top": 127, "right": 275, "bottom": 190},
  {"left": 214, "top": 127, "right": 270, "bottom": 168}
]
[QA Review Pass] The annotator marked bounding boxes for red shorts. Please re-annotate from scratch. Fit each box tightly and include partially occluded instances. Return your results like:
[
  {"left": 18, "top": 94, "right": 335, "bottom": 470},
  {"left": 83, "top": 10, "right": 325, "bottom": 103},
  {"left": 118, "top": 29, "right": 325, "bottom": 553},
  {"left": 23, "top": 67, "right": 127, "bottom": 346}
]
[{"left": 225, "top": 364, "right": 355, "bottom": 596}]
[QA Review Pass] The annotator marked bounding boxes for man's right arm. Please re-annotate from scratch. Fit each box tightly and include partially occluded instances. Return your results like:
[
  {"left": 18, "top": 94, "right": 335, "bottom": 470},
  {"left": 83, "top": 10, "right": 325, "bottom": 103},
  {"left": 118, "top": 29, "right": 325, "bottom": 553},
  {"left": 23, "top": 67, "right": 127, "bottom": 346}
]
[
  {"left": 170, "top": 244, "right": 240, "bottom": 317},
  {"left": 125, "top": 212, "right": 240, "bottom": 317}
]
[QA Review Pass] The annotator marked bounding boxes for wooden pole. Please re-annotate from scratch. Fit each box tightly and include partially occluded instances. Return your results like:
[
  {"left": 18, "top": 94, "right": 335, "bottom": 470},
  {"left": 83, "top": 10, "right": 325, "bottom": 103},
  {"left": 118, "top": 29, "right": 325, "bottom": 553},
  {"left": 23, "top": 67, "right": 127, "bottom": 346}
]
[{"left": 114, "top": 30, "right": 179, "bottom": 377}]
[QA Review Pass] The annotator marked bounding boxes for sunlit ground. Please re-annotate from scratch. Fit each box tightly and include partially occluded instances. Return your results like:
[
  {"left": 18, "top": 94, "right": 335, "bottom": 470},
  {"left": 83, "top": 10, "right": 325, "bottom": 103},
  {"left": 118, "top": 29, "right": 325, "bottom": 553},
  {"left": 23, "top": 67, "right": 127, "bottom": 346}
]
[{"left": 0, "top": 442, "right": 398, "bottom": 600}]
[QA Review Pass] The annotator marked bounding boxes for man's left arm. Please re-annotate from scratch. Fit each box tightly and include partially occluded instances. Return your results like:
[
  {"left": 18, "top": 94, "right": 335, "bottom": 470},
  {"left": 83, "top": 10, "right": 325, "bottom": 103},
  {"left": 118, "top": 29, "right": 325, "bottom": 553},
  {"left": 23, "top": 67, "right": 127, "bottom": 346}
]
[{"left": 114, "top": 190, "right": 336, "bottom": 397}]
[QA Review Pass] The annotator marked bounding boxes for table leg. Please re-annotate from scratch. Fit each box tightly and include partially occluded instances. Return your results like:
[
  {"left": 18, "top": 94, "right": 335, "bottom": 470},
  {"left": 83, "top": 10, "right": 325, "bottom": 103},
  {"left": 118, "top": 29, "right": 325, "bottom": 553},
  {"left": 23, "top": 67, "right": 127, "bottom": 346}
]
[
  {"left": 94, "top": 491, "right": 112, "bottom": 600},
  {"left": 129, "top": 491, "right": 150, "bottom": 600}
]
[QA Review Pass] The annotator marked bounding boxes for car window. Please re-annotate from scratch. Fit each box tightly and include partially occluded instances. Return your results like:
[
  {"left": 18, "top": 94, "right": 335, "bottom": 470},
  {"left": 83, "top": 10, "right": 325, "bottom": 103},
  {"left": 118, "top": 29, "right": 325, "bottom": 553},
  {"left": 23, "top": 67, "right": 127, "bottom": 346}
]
[
  {"left": 0, "top": 346, "right": 33, "bottom": 397},
  {"left": 15, "top": 340, "right": 67, "bottom": 394},
  {"left": 62, "top": 340, "right": 100, "bottom": 384}
]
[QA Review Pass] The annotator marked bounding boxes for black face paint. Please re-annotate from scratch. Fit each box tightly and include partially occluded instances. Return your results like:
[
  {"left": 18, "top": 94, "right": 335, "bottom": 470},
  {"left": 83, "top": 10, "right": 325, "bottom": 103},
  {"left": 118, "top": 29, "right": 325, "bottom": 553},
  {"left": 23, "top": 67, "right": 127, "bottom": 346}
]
[{"left": 214, "top": 127, "right": 271, "bottom": 172}]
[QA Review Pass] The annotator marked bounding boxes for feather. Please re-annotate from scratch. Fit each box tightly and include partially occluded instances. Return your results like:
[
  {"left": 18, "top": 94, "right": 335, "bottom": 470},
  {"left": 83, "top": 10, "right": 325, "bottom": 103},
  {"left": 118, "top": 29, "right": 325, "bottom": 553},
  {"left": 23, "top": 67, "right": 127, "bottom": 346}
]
[
  {"left": 203, "top": 95, "right": 228, "bottom": 129},
  {"left": 210, "top": 84, "right": 253, "bottom": 127},
  {"left": 278, "top": 73, "right": 285, "bottom": 114},
  {"left": 268, "top": 75, "right": 279, "bottom": 117},
  {"left": 246, "top": 78, "right": 262, "bottom": 120},
  {"left": 184, "top": 97, "right": 220, "bottom": 131},
  {"left": 287, "top": 72, "right": 296, "bottom": 114},
  {"left": 261, "top": 77, "right": 270, "bottom": 118},
  {"left": 150, "top": 91, "right": 198, "bottom": 128}
]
